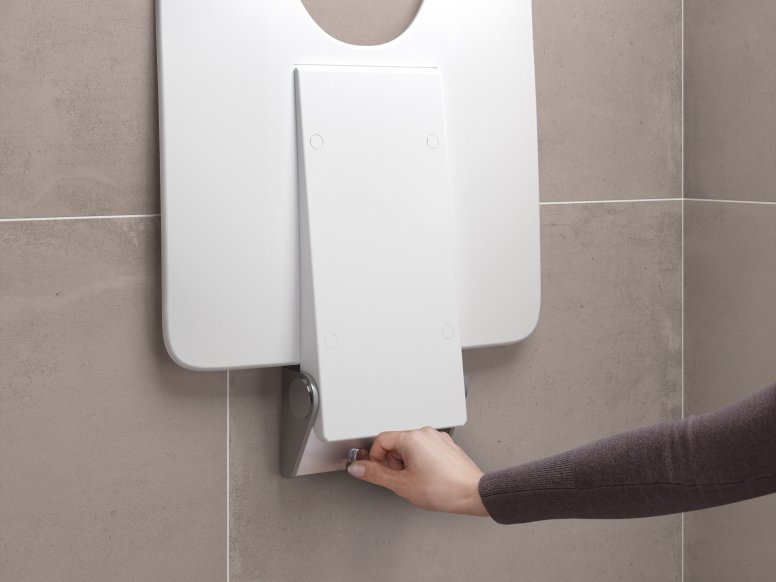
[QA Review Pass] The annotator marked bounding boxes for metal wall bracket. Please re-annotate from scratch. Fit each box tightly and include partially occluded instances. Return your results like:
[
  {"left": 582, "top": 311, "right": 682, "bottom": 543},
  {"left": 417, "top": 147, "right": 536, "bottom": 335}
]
[
  {"left": 281, "top": 369, "right": 469, "bottom": 478},
  {"left": 280, "top": 366, "right": 319, "bottom": 478}
]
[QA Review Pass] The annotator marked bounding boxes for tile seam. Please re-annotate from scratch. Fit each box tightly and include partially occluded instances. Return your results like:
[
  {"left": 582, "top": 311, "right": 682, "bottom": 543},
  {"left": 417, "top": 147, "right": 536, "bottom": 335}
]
[
  {"left": 540, "top": 198, "right": 678, "bottom": 206},
  {"left": 681, "top": 0, "right": 686, "bottom": 576},
  {"left": 0, "top": 214, "right": 161, "bottom": 223},
  {"left": 679, "top": 193, "right": 686, "bottom": 582},
  {"left": 682, "top": 198, "right": 776, "bottom": 206},
  {"left": 542, "top": 198, "right": 776, "bottom": 206},
  {"left": 226, "top": 370, "right": 230, "bottom": 582},
  {"left": 0, "top": 199, "right": 773, "bottom": 224}
]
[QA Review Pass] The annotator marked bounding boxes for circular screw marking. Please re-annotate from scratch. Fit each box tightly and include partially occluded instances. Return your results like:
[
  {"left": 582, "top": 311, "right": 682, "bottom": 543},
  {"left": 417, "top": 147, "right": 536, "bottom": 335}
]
[
  {"left": 310, "top": 134, "right": 324, "bottom": 150},
  {"left": 426, "top": 134, "right": 440, "bottom": 149},
  {"left": 325, "top": 333, "right": 339, "bottom": 349},
  {"left": 442, "top": 324, "right": 455, "bottom": 339}
]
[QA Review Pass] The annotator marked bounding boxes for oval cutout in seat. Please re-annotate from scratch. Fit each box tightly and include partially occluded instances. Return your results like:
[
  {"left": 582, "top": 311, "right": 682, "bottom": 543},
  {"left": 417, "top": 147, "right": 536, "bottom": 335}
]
[{"left": 301, "top": 0, "right": 423, "bottom": 46}]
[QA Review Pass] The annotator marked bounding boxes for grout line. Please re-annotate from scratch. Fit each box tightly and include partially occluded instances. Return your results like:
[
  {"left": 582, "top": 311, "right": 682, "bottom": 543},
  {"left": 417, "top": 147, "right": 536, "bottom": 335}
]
[
  {"left": 683, "top": 198, "right": 776, "bottom": 206},
  {"left": 226, "top": 370, "right": 230, "bottom": 582},
  {"left": 0, "top": 200, "right": 772, "bottom": 224},
  {"left": 540, "top": 198, "right": 677, "bottom": 206},
  {"left": 681, "top": 189, "right": 686, "bottom": 582},
  {"left": 681, "top": 0, "right": 686, "bottom": 208},
  {"left": 681, "top": 0, "right": 686, "bottom": 579},
  {"left": 681, "top": 204, "right": 686, "bottom": 419},
  {"left": 681, "top": 513, "right": 685, "bottom": 581},
  {"left": 0, "top": 213, "right": 161, "bottom": 223},
  {"left": 542, "top": 198, "right": 776, "bottom": 207}
]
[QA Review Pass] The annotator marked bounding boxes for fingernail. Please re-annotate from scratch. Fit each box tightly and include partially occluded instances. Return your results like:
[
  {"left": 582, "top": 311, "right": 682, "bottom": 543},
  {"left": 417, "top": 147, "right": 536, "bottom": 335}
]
[{"left": 347, "top": 463, "right": 365, "bottom": 478}]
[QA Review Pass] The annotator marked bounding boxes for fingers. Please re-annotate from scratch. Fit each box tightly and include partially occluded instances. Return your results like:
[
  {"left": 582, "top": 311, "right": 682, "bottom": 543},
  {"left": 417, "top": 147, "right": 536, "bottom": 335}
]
[
  {"left": 348, "top": 427, "right": 486, "bottom": 516},
  {"left": 369, "top": 427, "right": 449, "bottom": 464},
  {"left": 386, "top": 451, "right": 404, "bottom": 470},
  {"left": 368, "top": 431, "right": 408, "bottom": 463},
  {"left": 347, "top": 459, "right": 401, "bottom": 492},
  {"left": 353, "top": 447, "right": 402, "bottom": 469}
]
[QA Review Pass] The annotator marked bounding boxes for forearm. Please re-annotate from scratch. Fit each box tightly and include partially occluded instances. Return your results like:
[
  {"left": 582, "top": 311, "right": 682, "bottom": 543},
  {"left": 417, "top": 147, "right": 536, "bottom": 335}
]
[{"left": 479, "top": 383, "right": 776, "bottom": 524}]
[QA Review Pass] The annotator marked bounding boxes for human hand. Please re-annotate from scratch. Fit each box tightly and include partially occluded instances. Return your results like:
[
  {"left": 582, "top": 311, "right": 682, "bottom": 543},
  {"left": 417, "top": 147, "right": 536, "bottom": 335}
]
[{"left": 347, "top": 427, "right": 489, "bottom": 517}]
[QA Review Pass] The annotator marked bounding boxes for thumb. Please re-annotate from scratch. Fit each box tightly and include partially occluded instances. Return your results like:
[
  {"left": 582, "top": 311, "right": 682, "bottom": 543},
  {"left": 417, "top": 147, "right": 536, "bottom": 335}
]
[{"left": 347, "top": 460, "right": 401, "bottom": 492}]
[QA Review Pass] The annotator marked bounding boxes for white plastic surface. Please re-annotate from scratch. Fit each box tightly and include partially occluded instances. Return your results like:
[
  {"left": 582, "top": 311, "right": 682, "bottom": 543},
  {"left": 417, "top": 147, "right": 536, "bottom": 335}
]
[
  {"left": 157, "top": 0, "right": 541, "bottom": 370},
  {"left": 296, "top": 66, "right": 466, "bottom": 442}
]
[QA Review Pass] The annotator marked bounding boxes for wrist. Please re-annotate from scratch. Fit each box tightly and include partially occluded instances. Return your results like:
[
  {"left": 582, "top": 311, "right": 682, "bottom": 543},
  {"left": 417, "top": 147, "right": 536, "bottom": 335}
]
[{"left": 463, "top": 472, "right": 489, "bottom": 517}]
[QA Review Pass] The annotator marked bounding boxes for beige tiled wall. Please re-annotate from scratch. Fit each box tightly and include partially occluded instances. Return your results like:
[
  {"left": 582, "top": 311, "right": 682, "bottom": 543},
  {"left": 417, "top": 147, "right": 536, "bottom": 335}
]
[
  {"left": 683, "top": 203, "right": 776, "bottom": 582},
  {"left": 0, "top": 0, "right": 160, "bottom": 218},
  {"left": 0, "top": 219, "right": 227, "bottom": 581},
  {"left": 684, "top": 2, "right": 776, "bottom": 579},
  {"left": 684, "top": 0, "right": 776, "bottom": 203},
  {"left": 2, "top": 1, "right": 685, "bottom": 581},
  {"left": 533, "top": 0, "right": 682, "bottom": 202}
]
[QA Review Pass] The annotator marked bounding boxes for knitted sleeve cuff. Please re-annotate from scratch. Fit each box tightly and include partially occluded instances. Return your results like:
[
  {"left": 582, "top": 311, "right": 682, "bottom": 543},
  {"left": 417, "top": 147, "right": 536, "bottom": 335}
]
[{"left": 478, "top": 453, "right": 578, "bottom": 524}]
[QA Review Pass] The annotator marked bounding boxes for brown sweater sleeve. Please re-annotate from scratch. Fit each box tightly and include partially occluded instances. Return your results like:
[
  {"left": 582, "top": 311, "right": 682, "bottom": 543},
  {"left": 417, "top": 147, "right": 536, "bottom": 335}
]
[{"left": 479, "top": 383, "right": 776, "bottom": 524}]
